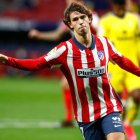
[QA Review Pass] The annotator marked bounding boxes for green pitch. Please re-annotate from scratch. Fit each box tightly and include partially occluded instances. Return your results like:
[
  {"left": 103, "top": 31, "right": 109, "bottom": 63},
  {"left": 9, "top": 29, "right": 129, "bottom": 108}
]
[{"left": 0, "top": 77, "right": 139, "bottom": 140}]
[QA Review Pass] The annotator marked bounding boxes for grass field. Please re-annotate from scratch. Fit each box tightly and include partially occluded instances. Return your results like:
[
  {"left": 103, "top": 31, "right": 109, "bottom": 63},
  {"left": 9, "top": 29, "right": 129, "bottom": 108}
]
[{"left": 0, "top": 76, "right": 139, "bottom": 140}]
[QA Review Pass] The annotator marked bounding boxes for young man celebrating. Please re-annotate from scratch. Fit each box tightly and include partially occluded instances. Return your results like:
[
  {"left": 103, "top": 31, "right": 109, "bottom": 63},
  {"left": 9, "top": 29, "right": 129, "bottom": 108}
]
[{"left": 0, "top": 2, "right": 140, "bottom": 140}]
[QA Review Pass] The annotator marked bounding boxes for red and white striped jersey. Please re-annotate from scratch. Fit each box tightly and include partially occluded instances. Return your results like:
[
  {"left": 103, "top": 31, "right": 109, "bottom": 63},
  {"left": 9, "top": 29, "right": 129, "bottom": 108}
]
[{"left": 7, "top": 35, "right": 140, "bottom": 122}]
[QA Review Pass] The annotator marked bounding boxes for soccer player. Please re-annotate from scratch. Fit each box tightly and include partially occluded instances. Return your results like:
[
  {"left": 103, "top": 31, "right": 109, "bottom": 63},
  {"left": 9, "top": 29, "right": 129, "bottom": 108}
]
[
  {"left": 28, "top": 0, "right": 99, "bottom": 127},
  {"left": 1, "top": 2, "right": 140, "bottom": 140},
  {"left": 98, "top": 0, "right": 140, "bottom": 139}
]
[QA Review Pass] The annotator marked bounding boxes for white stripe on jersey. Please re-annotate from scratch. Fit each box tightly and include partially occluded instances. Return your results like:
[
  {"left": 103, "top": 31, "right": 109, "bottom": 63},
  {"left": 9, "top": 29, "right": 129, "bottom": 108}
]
[
  {"left": 66, "top": 41, "right": 82, "bottom": 121},
  {"left": 108, "top": 40, "right": 122, "bottom": 56},
  {"left": 99, "top": 37, "right": 119, "bottom": 112},
  {"left": 107, "top": 40, "right": 122, "bottom": 112},
  {"left": 44, "top": 45, "right": 66, "bottom": 62},
  {"left": 80, "top": 50, "right": 94, "bottom": 121},
  {"left": 92, "top": 45, "right": 107, "bottom": 116},
  {"left": 108, "top": 40, "right": 122, "bottom": 64}
]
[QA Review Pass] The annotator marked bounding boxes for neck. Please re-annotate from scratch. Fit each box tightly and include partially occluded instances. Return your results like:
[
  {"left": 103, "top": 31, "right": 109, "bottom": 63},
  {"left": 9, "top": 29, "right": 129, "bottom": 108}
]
[
  {"left": 113, "top": 11, "right": 126, "bottom": 18},
  {"left": 74, "top": 32, "right": 92, "bottom": 48}
]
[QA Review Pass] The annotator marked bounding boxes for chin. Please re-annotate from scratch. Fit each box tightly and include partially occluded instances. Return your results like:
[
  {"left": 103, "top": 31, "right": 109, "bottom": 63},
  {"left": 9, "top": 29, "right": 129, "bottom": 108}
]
[{"left": 79, "top": 30, "right": 87, "bottom": 35}]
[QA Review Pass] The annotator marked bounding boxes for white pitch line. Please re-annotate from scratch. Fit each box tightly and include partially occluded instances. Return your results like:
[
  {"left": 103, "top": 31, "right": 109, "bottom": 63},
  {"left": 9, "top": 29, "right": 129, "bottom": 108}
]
[
  {"left": 0, "top": 119, "right": 139, "bottom": 128},
  {"left": 0, "top": 119, "right": 62, "bottom": 128}
]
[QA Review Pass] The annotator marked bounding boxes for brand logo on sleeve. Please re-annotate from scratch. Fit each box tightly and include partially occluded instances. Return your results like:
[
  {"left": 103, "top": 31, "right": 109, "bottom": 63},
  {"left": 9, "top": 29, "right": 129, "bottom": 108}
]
[
  {"left": 77, "top": 66, "right": 105, "bottom": 78},
  {"left": 48, "top": 47, "right": 57, "bottom": 55}
]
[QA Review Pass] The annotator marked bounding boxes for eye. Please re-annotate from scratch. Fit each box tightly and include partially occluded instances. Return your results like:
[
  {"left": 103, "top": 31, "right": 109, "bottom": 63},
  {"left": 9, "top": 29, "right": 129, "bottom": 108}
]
[
  {"left": 72, "top": 17, "right": 78, "bottom": 22},
  {"left": 80, "top": 15, "right": 86, "bottom": 19}
]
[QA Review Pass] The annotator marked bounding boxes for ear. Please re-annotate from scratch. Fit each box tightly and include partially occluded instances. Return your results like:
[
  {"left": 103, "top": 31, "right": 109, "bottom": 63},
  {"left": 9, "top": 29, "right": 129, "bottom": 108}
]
[
  {"left": 69, "top": 22, "right": 74, "bottom": 29},
  {"left": 89, "top": 17, "right": 92, "bottom": 24}
]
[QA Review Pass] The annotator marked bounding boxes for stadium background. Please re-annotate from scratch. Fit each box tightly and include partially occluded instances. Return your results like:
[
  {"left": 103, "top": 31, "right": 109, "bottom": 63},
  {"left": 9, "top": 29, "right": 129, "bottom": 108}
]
[{"left": 0, "top": 0, "right": 140, "bottom": 140}]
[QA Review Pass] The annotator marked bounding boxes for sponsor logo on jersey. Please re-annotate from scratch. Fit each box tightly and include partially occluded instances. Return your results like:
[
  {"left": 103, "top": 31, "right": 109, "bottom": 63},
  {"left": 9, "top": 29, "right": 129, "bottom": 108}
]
[
  {"left": 112, "top": 116, "right": 122, "bottom": 126},
  {"left": 77, "top": 66, "right": 105, "bottom": 78},
  {"left": 112, "top": 116, "right": 121, "bottom": 122}
]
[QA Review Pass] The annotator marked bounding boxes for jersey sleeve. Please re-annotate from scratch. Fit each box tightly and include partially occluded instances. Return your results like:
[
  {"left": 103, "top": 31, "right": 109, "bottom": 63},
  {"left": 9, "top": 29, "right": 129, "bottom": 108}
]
[
  {"left": 7, "top": 55, "right": 49, "bottom": 71},
  {"left": 106, "top": 38, "right": 140, "bottom": 76},
  {"left": 7, "top": 43, "right": 67, "bottom": 71}
]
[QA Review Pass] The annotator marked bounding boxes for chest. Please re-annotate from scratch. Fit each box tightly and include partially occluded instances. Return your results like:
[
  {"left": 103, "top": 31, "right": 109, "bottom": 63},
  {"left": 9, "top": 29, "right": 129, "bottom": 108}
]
[
  {"left": 108, "top": 17, "right": 137, "bottom": 37},
  {"left": 67, "top": 47, "right": 106, "bottom": 69}
]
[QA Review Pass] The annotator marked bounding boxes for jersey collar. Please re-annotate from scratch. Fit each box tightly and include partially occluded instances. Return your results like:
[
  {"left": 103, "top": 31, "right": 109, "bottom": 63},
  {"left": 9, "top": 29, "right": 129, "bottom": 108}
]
[{"left": 72, "top": 34, "right": 95, "bottom": 50}]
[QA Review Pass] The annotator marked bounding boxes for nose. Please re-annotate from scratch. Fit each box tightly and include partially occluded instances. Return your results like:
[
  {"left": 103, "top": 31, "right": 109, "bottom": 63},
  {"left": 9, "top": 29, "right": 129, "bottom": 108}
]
[{"left": 78, "top": 18, "right": 84, "bottom": 24}]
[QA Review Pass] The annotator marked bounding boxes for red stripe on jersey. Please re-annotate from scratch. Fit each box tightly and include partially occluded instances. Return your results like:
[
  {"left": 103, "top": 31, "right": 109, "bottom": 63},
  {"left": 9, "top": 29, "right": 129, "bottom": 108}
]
[
  {"left": 111, "top": 87, "right": 123, "bottom": 111},
  {"left": 60, "top": 48, "right": 78, "bottom": 121},
  {"left": 96, "top": 37, "right": 114, "bottom": 114},
  {"left": 106, "top": 38, "right": 123, "bottom": 111},
  {"left": 54, "top": 41, "right": 78, "bottom": 120},
  {"left": 71, "top": 41, "right": 90, "bottom": 122},
  {"left": 61, "top": 68, "right": 79, "bottom": 121},
  {"left": 85, "top": 48, "right": 101, "bottom": 120}
]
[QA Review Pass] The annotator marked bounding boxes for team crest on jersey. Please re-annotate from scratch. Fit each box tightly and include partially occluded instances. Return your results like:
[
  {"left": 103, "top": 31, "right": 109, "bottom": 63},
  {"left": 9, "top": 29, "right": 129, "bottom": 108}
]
[{"left": 97, "top": 51, "right": 104, "bottom": 60}]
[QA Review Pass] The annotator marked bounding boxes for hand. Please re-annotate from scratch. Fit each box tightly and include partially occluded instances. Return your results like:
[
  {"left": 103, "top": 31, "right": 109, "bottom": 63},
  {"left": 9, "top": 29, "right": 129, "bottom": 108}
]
[
  {"left": 0, "top": 54, "right": 8, "bottom": 64},
  {"left": 28, "top": 29, "right": 40, "bottom": 38}
]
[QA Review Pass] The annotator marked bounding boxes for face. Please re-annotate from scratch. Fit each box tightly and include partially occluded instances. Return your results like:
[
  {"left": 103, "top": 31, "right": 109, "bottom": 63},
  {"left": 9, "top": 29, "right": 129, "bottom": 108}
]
[
  {"left": 69, "top": 11, "right": 91, "bottom": 36},
  {"left": 113, "top": 4, "right": 126, "bottom": 17}
]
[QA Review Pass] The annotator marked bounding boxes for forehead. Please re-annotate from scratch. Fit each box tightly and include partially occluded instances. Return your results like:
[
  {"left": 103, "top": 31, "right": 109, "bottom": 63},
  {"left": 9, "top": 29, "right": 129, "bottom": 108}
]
[{"left": 70, "top": 11, "right": 86, "bottom": 18}]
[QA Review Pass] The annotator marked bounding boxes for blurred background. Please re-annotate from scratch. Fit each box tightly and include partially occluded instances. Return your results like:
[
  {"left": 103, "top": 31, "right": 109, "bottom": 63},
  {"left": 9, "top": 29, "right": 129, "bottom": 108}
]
[{"left": 0, "top": 0, "right": 139, "bottom": 140}]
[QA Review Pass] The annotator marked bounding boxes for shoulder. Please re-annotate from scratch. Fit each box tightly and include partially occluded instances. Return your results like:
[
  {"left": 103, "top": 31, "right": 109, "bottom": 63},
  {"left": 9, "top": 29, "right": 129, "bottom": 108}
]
[
  {"left": 94, "top": 35, "right": 109, "bottom": 45},
  {"left": 100, "top": 12, "right": 114, "bottom": 21},
  {"left": 64, "top": 38, "right": 74, "bottom": 48},
  {"left": 95, "top": 35, "right": 115, "bottom": 49},
  {"left": 125, "top": 12, "right": 139, "bottom": 20},
  {"left": 56, "top": 41, "right": 68, "bottom": 49},
  {"left": 48, "top": 41, "right": 69, "bottom": 56},
  {"left": 95, "top": 35, "right": 107, "bottom": 40},
  {"left": 99, "top": 12, "right": 114, "bottom": 27},
  {"left": 55, "top": 38, "right": 74, "bottom": 52}
]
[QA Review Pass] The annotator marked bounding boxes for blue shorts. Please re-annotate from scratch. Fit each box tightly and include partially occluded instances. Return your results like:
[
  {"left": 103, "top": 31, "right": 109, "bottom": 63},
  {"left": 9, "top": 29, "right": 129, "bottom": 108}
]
[{"left": 77, "top": 112, "right": 124, "bottom": 140}]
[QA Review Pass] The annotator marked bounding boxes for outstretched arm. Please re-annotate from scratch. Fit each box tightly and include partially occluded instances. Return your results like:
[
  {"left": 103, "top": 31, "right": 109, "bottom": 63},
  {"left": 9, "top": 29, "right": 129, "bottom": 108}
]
[
  {"left": 0, "top": 54, "right": 50, "bottom": 71},
  {"left": 112, "top": 54, "right": 140, "bottom": 76},
  {"left": 0, "top": 43, "right": 67, "bottom": 71}
]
